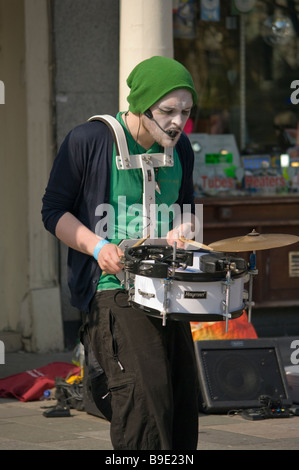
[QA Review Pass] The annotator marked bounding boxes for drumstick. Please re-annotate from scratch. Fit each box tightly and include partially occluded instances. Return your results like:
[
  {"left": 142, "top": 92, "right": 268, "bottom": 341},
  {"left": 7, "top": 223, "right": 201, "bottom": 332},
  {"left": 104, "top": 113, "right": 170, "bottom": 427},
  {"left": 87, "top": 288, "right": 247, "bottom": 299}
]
[
  {"left": 131, "top": 235, "right": 150, "bottom": 247},
  {"left": 101, "top": 235, "right": 150, "bottom": 275},
  {"left": 179, "top": 236, "right": 213, "bottom": 251}
]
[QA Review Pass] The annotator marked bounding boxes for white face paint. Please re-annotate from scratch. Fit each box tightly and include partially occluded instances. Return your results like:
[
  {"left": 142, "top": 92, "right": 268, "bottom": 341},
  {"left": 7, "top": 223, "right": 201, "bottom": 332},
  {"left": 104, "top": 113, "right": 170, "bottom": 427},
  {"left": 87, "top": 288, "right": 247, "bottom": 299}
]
[{"left": 143, "top": 89, "right": 193, "bottom": 147}]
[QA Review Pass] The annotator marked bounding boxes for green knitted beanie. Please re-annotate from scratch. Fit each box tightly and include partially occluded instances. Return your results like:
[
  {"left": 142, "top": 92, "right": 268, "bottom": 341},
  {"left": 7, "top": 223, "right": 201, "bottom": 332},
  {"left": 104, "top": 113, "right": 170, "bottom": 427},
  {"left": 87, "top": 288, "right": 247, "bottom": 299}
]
[{"left": 126, "top": 56, "right": 197, "bottom": 113}]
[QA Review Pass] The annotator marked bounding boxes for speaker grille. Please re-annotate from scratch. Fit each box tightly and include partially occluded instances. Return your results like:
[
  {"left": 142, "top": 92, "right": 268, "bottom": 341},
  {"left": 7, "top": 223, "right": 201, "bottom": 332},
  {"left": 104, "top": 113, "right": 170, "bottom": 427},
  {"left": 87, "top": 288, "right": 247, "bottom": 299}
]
[
  {"left": 201, "top": 348, "right": 286, "bottom": 402},
  {"left": 195, "top": 340, "right": 292, "bottom": 413}
]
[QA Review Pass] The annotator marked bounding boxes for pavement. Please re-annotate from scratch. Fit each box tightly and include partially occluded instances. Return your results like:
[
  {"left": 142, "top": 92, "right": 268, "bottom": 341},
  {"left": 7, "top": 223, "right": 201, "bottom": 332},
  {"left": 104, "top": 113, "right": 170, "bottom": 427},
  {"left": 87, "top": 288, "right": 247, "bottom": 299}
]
[{"left": 1, "top": 337, "right": 299, "bottom": 451}]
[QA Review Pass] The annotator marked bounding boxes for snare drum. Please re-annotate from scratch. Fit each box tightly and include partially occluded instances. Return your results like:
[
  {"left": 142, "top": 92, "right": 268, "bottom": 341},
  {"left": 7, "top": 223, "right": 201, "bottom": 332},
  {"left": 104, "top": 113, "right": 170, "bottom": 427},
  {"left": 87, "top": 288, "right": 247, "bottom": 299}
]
[{"left": 123, "top": 245, "right": 248, "bottom": 325}]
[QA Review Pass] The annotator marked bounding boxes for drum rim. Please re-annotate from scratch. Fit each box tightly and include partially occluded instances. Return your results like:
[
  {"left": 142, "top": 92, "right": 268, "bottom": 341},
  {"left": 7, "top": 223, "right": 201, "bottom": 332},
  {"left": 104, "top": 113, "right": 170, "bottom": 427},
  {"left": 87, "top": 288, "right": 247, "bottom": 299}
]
[
  {"left": 130, "top": 301, "right": 244, "bottom": 322},
  {"left": 167, "top": 269, "right": 247, "bottom": 282},
  {"left": 127, "top": 265, "right": 247, "bottom": 281}
]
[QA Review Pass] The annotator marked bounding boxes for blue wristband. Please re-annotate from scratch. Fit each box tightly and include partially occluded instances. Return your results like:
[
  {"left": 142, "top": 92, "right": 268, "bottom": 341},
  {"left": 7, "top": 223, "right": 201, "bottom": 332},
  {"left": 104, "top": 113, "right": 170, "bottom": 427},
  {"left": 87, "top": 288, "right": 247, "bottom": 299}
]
[{"left": 93, "top": 239, "right": 110, "bottom": 260}]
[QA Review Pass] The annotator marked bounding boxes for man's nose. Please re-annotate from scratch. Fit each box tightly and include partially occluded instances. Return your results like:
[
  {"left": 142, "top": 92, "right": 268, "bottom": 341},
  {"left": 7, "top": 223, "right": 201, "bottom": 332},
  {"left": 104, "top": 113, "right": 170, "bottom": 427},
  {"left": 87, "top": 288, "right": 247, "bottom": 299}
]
[{"left": 171, "top": 112, "right": 185, "bottom": 128}]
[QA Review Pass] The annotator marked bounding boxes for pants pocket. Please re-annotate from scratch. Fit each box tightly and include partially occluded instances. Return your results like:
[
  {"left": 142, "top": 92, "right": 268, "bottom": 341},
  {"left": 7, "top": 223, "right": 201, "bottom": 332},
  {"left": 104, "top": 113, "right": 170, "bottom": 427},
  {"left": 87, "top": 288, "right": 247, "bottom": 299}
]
[
  {"left": 109, "top": 311, "right": 126, "bottom": 372},
  {"left": 109, "top": 381, "right": 135, "bottom": 449}
]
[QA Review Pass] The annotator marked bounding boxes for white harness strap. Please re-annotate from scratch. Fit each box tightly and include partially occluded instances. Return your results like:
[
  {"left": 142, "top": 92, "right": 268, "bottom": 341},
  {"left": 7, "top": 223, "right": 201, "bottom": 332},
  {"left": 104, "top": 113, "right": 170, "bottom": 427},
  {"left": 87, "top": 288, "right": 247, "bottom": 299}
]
[{"left": 88, "top": 115, "right": 174, "bottom": 239}]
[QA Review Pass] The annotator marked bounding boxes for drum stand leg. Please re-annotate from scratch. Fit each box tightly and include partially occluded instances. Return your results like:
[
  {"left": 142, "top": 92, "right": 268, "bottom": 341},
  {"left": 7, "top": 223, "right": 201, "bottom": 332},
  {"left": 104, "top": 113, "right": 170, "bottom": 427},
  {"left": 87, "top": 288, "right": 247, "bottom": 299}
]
[
  {"left": 247, "top": 252, "right": 258, "bottom": 323},
  {"left": 160, "top": 243, "right": 176, "bottom": 326},
  {"left": 222, "top": 269, "right": 232, "bottom": 333},
  {"left": 124, "top": 271, "right": 135, "bottom": 305},
  {"left": 160, "top": 279, "right": 171, "bottom": 326}
]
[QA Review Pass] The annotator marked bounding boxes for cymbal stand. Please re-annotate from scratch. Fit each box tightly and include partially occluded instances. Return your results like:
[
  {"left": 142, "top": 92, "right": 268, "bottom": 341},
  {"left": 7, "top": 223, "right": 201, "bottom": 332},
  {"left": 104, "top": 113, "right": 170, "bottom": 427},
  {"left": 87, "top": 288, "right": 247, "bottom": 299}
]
[
  {"left": 247, "top": 252, "right": 258, "bottom": 323},
  {"left": 171, "top": 242, "right": 177, "bottom": 276}
]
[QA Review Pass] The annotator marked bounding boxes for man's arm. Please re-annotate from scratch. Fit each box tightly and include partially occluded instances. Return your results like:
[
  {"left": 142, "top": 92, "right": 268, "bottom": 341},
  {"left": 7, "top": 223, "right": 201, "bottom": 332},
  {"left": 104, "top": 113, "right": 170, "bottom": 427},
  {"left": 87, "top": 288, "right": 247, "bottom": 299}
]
[
  {"left": 42, "top": 123, "right": 123, "bottom": 274},
  {"left": 55, "top": 212, "right": 124, "bottom": 274}
]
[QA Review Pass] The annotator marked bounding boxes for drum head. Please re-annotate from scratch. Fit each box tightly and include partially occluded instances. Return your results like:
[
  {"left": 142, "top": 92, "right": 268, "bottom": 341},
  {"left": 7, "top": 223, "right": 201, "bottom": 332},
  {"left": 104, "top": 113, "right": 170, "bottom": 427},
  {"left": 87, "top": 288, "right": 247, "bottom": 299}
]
[
  {"left": 124, "top": 245, "right": 247, "bottom": 281},
  {"left": 124, "top": 245, "right": 194, "bottom": 278}
]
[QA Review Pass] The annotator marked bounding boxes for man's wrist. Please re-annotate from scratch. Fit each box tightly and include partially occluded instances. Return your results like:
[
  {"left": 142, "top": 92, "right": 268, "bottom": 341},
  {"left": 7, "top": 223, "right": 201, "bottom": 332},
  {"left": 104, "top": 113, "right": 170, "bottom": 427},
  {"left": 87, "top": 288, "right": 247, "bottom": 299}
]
[{"left": 93, "top": 239, "right": 110, "bottom": 260}]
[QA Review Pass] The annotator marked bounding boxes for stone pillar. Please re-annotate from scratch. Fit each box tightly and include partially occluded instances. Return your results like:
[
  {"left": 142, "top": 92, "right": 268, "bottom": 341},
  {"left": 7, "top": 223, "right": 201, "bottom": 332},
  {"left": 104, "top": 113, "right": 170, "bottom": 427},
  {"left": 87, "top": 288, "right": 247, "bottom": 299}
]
[
  {"left": 119, "top": 0, "right": 173, "bottom": 110},
  {"left": 22, "top": 0, "right": 64, "bottom": 352}
]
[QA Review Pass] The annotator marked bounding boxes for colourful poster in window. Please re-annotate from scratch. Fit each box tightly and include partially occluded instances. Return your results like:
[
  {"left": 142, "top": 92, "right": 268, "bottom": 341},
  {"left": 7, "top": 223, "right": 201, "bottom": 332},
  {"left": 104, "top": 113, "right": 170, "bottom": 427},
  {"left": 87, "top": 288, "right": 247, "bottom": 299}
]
[
  {"left": 173, "top": 0, "right": 196, "bottom": 38},
  {"left": 200, "top": 0, "right": 220, "bottom": 21}
]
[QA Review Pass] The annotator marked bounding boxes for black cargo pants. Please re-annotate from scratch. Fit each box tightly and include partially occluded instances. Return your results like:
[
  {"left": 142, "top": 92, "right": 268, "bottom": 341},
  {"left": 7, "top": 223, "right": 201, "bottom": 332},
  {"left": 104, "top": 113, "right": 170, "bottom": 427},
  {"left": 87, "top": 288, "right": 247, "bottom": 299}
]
[{"left": 86, "top": 289, "right": 199, "bottom": 450}]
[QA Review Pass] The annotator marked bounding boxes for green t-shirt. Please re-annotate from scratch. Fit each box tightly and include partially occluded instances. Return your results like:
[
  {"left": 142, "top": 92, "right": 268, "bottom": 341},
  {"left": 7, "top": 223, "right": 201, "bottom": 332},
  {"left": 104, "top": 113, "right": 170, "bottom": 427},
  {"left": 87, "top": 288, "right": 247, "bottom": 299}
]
[{"left": 97, "top": 112, "right": 182, "bottom": 290}]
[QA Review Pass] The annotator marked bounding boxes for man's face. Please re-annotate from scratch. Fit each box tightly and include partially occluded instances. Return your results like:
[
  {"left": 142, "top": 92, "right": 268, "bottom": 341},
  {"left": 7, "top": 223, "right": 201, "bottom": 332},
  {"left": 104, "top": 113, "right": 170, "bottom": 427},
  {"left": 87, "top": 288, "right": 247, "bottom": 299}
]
[{"left": 143, "top": 89, "right": 193, "bottom": 147}]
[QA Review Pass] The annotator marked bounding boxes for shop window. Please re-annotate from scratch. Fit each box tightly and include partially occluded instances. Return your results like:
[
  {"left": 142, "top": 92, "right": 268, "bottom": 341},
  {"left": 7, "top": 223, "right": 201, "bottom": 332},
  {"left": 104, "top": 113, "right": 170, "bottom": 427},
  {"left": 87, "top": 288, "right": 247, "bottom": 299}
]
[{"left": 174, "top": 0, "right": 299, "bottom": 196}]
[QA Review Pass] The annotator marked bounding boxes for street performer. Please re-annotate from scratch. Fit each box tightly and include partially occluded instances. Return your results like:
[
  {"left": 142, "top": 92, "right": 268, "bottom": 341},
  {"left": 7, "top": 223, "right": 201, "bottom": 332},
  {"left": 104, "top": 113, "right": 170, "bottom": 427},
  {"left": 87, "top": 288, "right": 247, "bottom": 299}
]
[{"left": 42, "top": 56, "right": 199, "bottom": 450}]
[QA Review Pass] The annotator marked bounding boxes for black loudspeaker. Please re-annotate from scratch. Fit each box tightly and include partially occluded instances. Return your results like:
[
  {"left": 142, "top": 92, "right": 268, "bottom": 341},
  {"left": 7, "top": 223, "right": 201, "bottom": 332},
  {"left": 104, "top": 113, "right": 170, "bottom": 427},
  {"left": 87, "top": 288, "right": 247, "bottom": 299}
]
[{"left": 195, "top": 339, "right": 292, "bottom": 413}]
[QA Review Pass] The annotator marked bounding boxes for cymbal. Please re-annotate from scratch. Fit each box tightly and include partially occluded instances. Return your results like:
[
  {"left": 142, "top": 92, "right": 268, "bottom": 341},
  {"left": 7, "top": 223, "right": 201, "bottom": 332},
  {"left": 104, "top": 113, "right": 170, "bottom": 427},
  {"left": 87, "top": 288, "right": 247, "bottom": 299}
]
[{"left": 208, "top": 230, "right": 299, "bottom": 252}]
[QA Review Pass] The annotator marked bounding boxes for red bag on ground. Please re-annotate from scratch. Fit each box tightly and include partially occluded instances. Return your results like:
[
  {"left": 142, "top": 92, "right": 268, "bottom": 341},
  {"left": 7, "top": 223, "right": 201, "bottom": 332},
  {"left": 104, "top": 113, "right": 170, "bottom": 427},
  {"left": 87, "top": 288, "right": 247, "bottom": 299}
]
[{"left": 0, "top": 362, "right": 80, "bottom": 402}]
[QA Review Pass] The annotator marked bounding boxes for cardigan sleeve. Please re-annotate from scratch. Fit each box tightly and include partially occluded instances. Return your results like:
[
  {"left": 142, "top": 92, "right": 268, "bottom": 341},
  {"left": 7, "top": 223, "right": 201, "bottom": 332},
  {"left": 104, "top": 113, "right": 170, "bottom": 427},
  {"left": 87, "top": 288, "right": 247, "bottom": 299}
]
[
  {"left": 42, "top": 120, "right": 113, "bottom": 237},
  {"left": 41, "top": 129, "right": 83, "bottom": 235}
]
